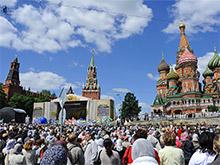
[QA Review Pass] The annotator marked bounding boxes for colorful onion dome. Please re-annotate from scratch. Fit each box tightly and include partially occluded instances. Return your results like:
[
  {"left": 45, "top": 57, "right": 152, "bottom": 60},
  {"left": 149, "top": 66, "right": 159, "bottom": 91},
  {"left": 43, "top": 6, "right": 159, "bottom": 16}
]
[
  {"left": 178, "top": 47, "right": 197, "bottom": 65},
  {"left": 208, "top": 49, "right": 220, "bottom": 70},
  {"left": 167, "top": 67, "right": 179, "bottom": 80},
  {"left": 203, "top": 66, "right": 214, "bottom": 78},
  {"left": 158, "top": 57, "right": 170, "bottom": 72}
]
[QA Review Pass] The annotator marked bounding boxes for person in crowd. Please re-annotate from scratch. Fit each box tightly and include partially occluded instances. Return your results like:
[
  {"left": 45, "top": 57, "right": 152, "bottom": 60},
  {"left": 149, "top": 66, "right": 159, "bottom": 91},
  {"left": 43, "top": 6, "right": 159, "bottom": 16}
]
[
  {"left": 192, "top": 133, "right": 200, "bottom": 152},
  {"left": 83, "top": 132, "right": 98, "bottom": 165},
  {"left": 6, "top": 143, "right": 26, "bottom": 165},
  {"left": 67, "top": 133, "right": 84, "bottom": 165},
  {"left": 189, "top": 132, "right": 216, "bottom": 165},
  {"left": 96, "top": 138, "right": 104, "bottom": 153},
  {"left": 99, "top": 138, "right": 121, "bottom": 165},
  {"left": 132, "top": 138, "right": 158, "bottom": 165},
  {"left": 122, "top": 129, "right": 160, "bottom": 165},
  {"left": 35, "top": 139, "right": 47, "bottom": 164},
  {"left": 40, "top": 144, "right": 68, "bottom": 165},
  {"left": 147, "top": 128, "right": 162, "bottom": 151},
  {"left": 180, "top": 131, "right": 194, "bottom": 165},
  {"left": 22, "top": 139, "right": 37, "bottom": 165},
  {"left": 0, "top": 129, "right": 7, "bottom": 165},
  {"left": 122, "top": 129, "right": 148, "bottom": 165},
  {"left": 211, "top": 133, "right": 220, "bottom": 165},
  {"left": 159, "top": 130, "right": 185, "bottom": 165},
  {"left": 3, "top": 139, "right": 16, "bottom": 157},
  {"left": 115, "top": 138, "right": 126, "bottom": 159}
]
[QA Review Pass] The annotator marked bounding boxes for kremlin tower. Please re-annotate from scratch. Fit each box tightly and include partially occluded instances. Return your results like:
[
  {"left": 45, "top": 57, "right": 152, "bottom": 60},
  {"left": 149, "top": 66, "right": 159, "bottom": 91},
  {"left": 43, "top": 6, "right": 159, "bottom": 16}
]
[
  {"left": 152, "top": 23, "right": 220, "bottom": 116},
  {"left": 2, "top": 57, "right": 23, "bottom": 99},
  {"left": 82, "top": 52, "right": 101, "bottom": 100}
]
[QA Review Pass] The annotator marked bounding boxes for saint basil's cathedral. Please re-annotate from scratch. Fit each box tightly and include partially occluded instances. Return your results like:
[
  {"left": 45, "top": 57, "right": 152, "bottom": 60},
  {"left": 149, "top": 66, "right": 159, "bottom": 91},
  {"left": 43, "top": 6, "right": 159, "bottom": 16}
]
[{"left": 152, "top": 23, "right": 220, "bottom": 116}]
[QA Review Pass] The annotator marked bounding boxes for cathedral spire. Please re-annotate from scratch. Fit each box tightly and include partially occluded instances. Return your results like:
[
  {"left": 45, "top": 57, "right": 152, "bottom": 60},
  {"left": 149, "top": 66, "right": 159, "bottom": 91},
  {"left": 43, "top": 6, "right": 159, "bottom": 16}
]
[{"left": 179, "top": 23, "right": 190, "bottom": 50}]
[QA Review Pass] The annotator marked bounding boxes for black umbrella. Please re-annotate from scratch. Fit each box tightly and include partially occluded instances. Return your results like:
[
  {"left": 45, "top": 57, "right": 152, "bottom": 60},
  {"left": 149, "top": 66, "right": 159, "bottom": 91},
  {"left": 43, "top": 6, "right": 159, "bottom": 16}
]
[{"left": 0, "top": 107, "right": 26, "bottom": 123}]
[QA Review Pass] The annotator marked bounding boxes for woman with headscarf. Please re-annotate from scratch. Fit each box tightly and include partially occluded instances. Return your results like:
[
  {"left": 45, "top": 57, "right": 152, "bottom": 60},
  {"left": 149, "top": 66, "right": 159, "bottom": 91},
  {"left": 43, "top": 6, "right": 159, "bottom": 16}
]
[
  {"left": 3, "top": 139, "right": 16, "bottom": 156},
  {"left": 99, "top": 138, "right": 121, "bottom": 165},
  {"left": 40, "top": 144, "right": 68, "bottom": 165},
  {"left": 7, "top": 143, "right": 26, "bottom": 165},
  {"left": 189, "top": 132, "right": 216, "bottom": 165},
  {"left": 132, "top": 138, "right": 158, "bottom": 165}
]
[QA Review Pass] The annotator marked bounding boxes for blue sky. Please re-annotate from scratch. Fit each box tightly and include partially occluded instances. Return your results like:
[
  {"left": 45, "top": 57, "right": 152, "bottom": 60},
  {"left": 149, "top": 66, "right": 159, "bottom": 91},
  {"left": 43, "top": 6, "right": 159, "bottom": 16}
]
[{"left": 0, "top": 0, "right": 220, "bottom": 113}]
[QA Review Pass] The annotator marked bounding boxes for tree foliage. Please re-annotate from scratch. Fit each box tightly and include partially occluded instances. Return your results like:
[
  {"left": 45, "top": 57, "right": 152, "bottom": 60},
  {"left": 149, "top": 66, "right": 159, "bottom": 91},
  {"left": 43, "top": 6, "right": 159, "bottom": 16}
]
[
  {"left": 35, "top": 90, "right": 54, "bottom": 102},
  {"left": 0, "top": 83, "right": 7, "bottom": 108},
  {"left": 208, "top": 105, "right": 219, "bottom": 112},
  {"left": 8, "top": 93, "right": 34, "bottom": 117},
  {"left": 119, "top": 92, "right": 141, "bottom": 121}
]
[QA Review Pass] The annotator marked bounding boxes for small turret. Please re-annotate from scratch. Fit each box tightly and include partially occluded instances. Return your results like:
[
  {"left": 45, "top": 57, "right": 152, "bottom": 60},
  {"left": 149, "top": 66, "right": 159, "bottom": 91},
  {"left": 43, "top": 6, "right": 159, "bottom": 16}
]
[
  {"left": 167, "top": 67, "right": 179, "bottom": 80},
  {"left": 203, "top": 66, "right": 214, "bottom": 78},
  {"left": 208, "top": 48, "right": 220, "bottom": 70},
  {"left": 158, "top": 53, "right": 170, "bottom": 72}
]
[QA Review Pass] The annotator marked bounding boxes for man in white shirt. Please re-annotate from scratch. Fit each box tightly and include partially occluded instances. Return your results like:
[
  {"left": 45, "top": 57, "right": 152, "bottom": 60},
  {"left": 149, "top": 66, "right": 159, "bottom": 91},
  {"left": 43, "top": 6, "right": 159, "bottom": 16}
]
[{"left": 84, "top": 132, "right": 98, "bottom": 165}]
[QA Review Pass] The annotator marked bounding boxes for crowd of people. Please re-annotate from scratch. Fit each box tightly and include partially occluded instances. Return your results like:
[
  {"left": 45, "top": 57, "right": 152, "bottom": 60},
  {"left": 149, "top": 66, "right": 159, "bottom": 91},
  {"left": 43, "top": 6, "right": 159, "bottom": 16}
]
[{"left": 0, "top": 122, "right": 220, "bottom": 165}]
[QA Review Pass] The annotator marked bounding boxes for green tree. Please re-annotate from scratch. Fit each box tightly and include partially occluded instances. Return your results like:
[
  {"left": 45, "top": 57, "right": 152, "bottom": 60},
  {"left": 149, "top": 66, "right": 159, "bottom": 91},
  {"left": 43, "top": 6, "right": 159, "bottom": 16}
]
[
  {"left": 208, "top": 105, "right": 219, "bottom": 112},
  {"left": 8, "top": 93, "right": 34, "bottom": 117},
  {"left": 119, "top": 92, "right": 141, "bottom": 121},
  {"left": 0, "top": 83, "right": 7, "bottom": 108},
  {"left": 35, "top": 90, "right": 54, "bottom": 102}
]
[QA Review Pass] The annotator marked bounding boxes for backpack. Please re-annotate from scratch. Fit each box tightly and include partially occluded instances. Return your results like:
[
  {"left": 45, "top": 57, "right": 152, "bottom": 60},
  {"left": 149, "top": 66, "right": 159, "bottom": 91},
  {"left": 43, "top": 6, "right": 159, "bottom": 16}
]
[
  {"left": 68, "top": 145, "right": 76, "bottom": 165},
  {"left": 68, "top": 144, "right": 84, "bottom": 165}
]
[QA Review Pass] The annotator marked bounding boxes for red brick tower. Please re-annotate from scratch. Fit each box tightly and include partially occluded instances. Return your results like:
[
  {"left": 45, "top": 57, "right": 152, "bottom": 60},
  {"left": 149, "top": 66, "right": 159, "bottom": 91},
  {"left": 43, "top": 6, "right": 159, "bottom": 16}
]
[
  {"left": 82, "top": 52, "right": 101, "bottom": 100},
  {"left": 3, "top": 57, "right": 22, "bottom": 99}
]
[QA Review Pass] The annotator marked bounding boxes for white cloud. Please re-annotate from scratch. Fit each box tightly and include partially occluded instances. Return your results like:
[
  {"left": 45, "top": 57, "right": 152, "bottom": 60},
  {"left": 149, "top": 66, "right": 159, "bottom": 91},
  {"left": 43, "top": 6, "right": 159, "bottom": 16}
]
[
  {"left": 163, "top": 0, "right": 220, "bottom": 34},
  {"left": 101, "top": 95, "right": 115, "bottom": 100},
  {"left": 112, "top": 88, "right": 131, "bottom": 93},
  {"left": 0, "top": 0, "right": 153, "bottom": 53},
  {"left": 147, "top": 73, "right": 158, "bottom": 81},
  {"left": 0, "top": 0, "right": 17, "bottom": 7},
  {"left": 20, "top": 71, "right": 80, "bottom": 92},
  {"left": 139, "top": 102, "right": 151, "bottom": 112}
]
